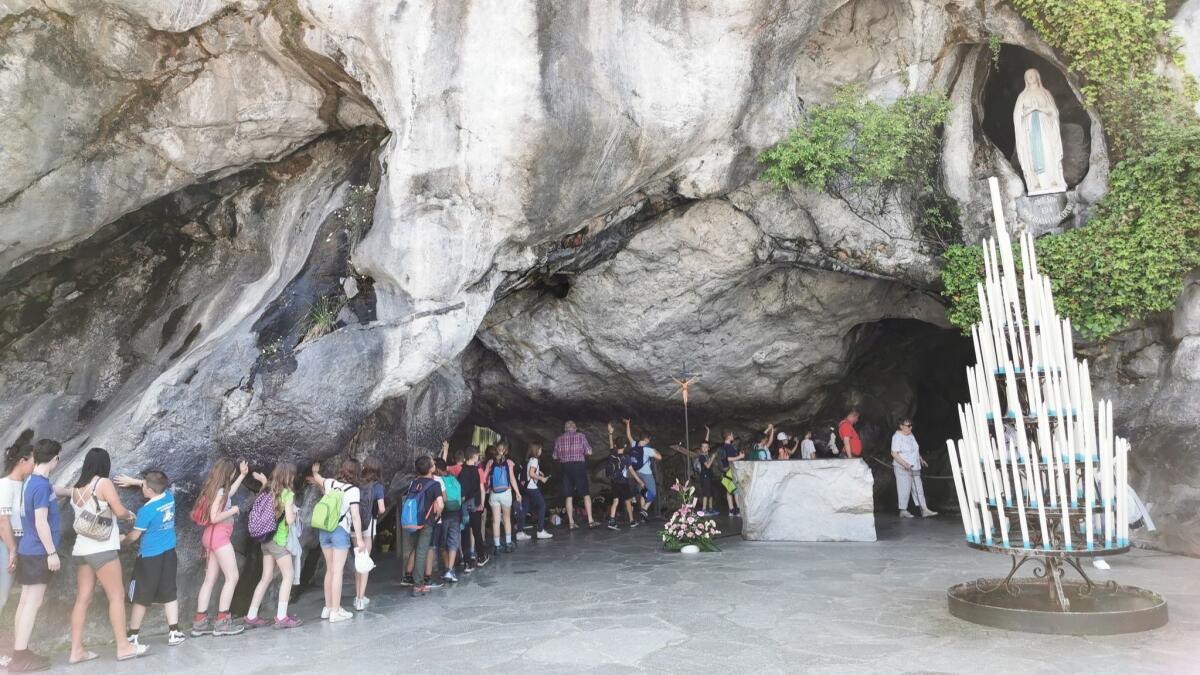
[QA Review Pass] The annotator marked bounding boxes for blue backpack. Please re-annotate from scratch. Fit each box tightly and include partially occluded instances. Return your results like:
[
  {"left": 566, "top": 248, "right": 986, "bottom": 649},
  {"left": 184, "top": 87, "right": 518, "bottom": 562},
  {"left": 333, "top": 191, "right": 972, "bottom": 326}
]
[
  {"left": 490, "top": 460, "right": 510, "bottom": 492},
  {"left": 400, "top": 479, "right": 434, "bottom": 532}
]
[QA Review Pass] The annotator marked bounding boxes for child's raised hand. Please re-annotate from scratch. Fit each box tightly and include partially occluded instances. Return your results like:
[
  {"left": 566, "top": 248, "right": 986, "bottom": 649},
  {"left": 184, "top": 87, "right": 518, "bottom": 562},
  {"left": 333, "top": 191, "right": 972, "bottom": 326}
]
[
  {"left": 238, "top": 460, "right": 249, "bottom": 476},
  {"left": 311, "top": 461, "right": 320, "bottom": 476},
  {"left": 252, "top": 471, "right": 268, "bottom": 484}
]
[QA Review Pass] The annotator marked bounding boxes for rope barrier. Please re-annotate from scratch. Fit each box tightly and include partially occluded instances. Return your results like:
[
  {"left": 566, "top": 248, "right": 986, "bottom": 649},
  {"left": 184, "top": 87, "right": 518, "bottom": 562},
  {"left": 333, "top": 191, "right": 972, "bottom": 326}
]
[{"left": 866, "top": 456, "right": 956, "bottom": 480}]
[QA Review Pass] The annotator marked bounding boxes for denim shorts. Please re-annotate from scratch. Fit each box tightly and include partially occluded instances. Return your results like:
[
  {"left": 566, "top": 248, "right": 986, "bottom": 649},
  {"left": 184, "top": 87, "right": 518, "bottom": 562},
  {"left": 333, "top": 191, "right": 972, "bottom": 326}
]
[{"left": 318, "top": 526, "right": 351, "bottom": 550}]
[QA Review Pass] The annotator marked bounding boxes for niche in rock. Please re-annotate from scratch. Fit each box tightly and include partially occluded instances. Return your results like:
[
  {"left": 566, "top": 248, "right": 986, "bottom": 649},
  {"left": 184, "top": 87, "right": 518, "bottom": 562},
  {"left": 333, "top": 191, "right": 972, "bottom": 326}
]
[
  {"left": 812, "top": 319, "right": 973, "bottom": 512},
  {"left": 980, "top": 45, "right": 1091, "bottom": 188}
]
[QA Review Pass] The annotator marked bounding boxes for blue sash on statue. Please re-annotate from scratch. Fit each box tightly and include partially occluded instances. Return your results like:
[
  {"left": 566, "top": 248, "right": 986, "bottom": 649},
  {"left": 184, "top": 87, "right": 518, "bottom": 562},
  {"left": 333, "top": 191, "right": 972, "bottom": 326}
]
[{"left": 1029, "top": 111, "right": 1045, "bottom": 173}]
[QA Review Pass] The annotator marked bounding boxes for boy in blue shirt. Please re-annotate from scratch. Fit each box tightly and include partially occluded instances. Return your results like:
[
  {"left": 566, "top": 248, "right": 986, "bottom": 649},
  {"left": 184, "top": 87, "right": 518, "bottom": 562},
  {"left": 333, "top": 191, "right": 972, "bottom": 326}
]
[
  {"left": 117, "top": 470, "right": 184, "bottom": 647},
  {"left": 9, "top": 439, "right": 61, "bottom": 673}
]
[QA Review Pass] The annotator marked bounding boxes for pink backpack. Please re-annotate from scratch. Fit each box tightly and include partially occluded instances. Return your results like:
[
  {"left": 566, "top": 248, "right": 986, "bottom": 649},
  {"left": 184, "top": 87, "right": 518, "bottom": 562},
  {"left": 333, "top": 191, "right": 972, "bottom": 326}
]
[{"left": 247, "top": 491, "right": 278, "bottom": 542}]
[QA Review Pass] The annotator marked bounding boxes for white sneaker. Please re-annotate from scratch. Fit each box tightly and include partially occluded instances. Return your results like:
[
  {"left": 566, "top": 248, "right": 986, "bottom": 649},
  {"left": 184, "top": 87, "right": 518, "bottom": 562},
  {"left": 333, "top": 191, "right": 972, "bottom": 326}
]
[
  {"left": 515, "top": 532, "right": 532, "bottom": 541},
  {"left": 167, "top": 630, "right": 186, "bottom": 646},
  {"left": 328, "top": 608, "right": 353, "bottom": 623},
  {"left": 921, "top": 508, "right": 939, "bottom": 517},
  {"left": 1093, "top": 559, "right": 1111, "bottom": 570},
  {"left": 356, "top": 597, "right": 370, "bottom": 611},
  {"left": 899, "top": 510, "right": 915, "bottom": 518},
  {"left": 536, "top": 530, "right": 553, "bottom": 539},
  {"left": 320, "top": 607, "right": 331, "bottom": 620},
  {"left": 127, "top": 634, "right": 140, "bottom": 646}
]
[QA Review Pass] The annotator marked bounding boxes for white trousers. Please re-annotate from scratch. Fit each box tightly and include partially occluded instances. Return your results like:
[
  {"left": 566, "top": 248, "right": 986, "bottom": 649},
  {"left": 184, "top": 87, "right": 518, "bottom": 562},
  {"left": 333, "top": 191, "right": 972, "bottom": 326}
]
[{"left": 895, "top": 466, "right": 928, "bottom": 510}]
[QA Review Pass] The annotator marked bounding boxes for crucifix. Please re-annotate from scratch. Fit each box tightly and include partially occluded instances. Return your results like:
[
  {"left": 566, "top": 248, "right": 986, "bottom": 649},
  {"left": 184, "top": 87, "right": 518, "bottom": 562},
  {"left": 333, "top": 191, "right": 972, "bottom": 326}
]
[{"left": 672, "top": 369, "right": 701, "bottom": 481}]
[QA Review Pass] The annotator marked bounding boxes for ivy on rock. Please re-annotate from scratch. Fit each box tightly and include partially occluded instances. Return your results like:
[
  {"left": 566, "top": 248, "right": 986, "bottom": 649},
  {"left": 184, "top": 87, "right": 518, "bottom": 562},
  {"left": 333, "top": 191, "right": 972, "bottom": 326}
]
[{"left": 941, "top": 0, "right": 1200, "bottom": 341}]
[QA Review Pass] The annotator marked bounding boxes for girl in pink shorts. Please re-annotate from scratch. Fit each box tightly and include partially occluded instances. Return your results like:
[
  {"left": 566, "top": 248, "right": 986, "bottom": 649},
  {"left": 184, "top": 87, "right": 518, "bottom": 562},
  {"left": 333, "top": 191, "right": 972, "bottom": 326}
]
[{"left": 191, "top": 458, "right": 249, "bottom": 638}]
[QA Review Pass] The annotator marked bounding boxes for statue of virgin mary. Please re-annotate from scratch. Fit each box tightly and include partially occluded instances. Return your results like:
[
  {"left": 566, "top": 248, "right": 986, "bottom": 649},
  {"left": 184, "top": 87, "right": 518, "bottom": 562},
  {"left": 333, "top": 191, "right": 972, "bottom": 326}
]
[{"left": 1013, "top": 68, "right": 1067, "bottom": 196}]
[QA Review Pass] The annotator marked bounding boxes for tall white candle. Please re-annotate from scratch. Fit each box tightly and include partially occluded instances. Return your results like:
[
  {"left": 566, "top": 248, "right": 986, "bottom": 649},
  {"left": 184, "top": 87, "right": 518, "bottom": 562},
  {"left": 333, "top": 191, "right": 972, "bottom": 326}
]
[
  {"left": 1054, "top": 426, "right": 1073, "bottom": 550},
  {"left": 1004, "top": 366, "right": 1032, "bottom": 547},
  {"left": 958, "top": 405, "right": 993, "bottom": 544},
  {"left": 1103, "top": 400, "right": 1116, "bottom": 548},
  {"left": 1029, "top": 440, "right": 1051, "bottom": 549},
  {"left": 1080, "top": 357, "right": 1099, "bottom": 547},
  {"left": 948, "top": 438, "right": 977, "bottom": 542}
]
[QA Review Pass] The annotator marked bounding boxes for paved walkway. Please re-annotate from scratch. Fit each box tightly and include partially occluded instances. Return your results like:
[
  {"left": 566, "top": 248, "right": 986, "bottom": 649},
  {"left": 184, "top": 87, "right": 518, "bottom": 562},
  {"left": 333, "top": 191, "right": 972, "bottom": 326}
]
[{"left": 57, "top": 517, "right": 1200, "bottom": 673}]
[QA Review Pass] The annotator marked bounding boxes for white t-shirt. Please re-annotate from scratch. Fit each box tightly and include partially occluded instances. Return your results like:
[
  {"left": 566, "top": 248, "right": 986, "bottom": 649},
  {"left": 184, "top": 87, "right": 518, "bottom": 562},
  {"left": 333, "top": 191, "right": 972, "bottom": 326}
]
[
  {"left": 0, "top": 477, "right": 24, "bottom": 536},
  {"left": 800, "top": 439, "right": 817, "bottom": 459},
  {"left": 891, "top": 432, "right": 921, "bottom": 469},
  {"left": 323, "top": 478, "right": 361, "bottom": 529},
  {"left": 526, "top": 458, "right": 539, "bottom": 490}
]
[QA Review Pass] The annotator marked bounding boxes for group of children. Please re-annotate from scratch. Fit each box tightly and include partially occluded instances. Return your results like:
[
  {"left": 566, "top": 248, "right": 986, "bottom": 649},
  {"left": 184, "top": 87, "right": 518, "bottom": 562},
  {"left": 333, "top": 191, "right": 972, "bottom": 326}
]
[
  {"left": 0, "top": 417, "right": 834, "bottom": 671},
  {"left": 1, "top": 440, "right": 175, "bottom": 672}
]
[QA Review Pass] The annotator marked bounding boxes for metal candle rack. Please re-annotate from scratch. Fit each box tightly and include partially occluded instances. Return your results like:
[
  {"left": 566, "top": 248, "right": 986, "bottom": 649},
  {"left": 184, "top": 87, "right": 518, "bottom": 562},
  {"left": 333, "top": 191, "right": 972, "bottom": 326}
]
[{"left": 943, "top": 178, "right": 1167, "bottom": 635}]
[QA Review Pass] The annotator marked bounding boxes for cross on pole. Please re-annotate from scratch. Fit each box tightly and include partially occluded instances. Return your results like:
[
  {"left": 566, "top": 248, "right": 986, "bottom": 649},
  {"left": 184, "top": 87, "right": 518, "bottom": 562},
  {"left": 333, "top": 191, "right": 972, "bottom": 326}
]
[{"left": 672, "top": 369, "right": 701, "bottom": 482}]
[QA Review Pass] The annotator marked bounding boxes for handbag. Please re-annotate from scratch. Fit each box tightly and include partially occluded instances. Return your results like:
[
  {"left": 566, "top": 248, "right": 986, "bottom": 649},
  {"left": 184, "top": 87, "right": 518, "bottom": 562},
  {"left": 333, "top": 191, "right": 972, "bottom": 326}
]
[{"left": 74, "top": 478, "right": 115, "bottom": 541}]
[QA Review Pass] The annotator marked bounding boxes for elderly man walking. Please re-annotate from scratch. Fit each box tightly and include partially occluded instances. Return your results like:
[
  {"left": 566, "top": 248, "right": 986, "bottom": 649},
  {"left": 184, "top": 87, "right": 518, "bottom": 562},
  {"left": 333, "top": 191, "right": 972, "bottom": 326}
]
[{"left": 553, "top": 421, "right": 599, "bottom": 529}]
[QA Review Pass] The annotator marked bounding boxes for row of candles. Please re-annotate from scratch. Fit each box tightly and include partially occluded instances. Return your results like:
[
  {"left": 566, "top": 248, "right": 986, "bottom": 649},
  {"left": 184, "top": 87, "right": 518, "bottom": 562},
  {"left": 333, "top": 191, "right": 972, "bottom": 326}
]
[{"left": 945, "top": 179, "right": 1130, "bottom": 551}]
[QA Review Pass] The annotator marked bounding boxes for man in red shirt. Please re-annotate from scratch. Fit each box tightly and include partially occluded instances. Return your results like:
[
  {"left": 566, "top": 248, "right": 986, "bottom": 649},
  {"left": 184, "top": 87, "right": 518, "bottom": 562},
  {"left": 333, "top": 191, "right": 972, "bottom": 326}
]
[{"left": 838, "top": 408, "right": 863, "bottom": 459}]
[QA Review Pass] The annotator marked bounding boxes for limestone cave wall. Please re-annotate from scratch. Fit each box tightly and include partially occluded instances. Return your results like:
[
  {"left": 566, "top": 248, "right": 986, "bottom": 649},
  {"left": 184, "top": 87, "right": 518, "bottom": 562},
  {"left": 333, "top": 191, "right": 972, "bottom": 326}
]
[{"left": 1, "top": 0, "right": 1198, "bottom": 625}]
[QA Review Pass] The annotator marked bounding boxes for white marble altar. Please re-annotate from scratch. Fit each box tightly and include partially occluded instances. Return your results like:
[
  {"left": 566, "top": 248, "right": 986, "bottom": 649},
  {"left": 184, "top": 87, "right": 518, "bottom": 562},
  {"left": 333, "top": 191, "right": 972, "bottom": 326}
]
[{"left": 732, "top": 459, "right": 876, "bottom": 542}]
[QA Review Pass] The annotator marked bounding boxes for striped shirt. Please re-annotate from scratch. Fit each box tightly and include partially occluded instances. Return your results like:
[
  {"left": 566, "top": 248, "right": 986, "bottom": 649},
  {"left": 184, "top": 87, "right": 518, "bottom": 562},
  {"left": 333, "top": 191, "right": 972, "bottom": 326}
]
[{"left": 553, "top": 431, "right": 592, "bottom": 463}]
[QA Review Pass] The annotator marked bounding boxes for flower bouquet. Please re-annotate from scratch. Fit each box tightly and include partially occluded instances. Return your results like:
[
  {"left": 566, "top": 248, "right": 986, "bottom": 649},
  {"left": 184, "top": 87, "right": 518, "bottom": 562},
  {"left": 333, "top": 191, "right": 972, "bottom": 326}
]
[{"left": 660, "top": 480, "right": 721, "bottom": 552}]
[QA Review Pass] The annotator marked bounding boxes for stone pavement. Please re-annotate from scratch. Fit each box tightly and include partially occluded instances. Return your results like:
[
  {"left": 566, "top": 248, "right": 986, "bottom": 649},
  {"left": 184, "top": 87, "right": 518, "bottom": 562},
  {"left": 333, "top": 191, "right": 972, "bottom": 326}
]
[{"left": 58, "top": 517, "right": 1200, "bottom": 673}]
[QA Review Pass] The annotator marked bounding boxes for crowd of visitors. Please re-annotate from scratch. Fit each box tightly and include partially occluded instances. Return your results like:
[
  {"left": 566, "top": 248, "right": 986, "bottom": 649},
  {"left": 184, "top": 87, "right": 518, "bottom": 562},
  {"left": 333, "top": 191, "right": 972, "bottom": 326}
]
[{"left": 0, "top": 406, "right": 921, "bottom": 671}]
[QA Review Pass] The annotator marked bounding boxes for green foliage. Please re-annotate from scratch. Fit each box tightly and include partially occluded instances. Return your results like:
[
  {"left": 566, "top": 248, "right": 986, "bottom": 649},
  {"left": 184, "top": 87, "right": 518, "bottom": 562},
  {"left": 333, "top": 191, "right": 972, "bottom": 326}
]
[
  {"left": 758, "top": 87, "right": 955, "bottom": 249},
  {"left": 988, "top": 33, "right": 1003, "bottom": 67},
  {"left": 303, "top": 295, "right": 342, "bottom": 343},
  {"left": 943, "top": 122, "right": 1200, "bottom": 340},
  {"left": 759, "top": 86, "right": 950, "bottom": 194},
  {"left": 942, "top": 0, "right": 1200, "bottom": 341}
]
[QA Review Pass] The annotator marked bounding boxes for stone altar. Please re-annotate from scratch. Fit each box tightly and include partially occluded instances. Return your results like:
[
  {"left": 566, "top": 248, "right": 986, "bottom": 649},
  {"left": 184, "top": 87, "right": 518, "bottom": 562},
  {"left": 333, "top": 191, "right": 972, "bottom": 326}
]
[{"left": 732, "top": 459, "right": 876, "bottom": 542}]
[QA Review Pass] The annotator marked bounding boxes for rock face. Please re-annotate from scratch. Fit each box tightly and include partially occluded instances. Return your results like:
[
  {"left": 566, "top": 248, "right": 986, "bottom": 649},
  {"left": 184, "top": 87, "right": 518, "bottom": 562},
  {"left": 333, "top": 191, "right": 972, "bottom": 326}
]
[
  {"left": 733, "top": 459, "right": 876, "bottom": 542},
  {"left": 0, "top": 0, "right": 1198, "bottom": 630}
]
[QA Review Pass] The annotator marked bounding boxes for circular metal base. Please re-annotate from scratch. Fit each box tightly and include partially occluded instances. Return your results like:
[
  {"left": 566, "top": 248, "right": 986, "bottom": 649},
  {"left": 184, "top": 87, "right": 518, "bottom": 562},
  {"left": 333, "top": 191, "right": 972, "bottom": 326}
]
[{"left": 948, "top": 579, "right": 1168, "bottom": 635}]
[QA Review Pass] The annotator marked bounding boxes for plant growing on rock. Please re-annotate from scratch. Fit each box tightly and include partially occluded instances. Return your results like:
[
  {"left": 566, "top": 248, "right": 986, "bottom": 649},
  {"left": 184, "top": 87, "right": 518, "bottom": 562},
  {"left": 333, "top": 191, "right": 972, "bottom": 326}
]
[
  {"left": 758, "top": 86, "right": 956, "bottom": 251},
  {"left": 660, "top": 480, "right": 720, "bottom": 552},
  {"left": 302, "top": 294, "right": 342, "bottom": 343}
]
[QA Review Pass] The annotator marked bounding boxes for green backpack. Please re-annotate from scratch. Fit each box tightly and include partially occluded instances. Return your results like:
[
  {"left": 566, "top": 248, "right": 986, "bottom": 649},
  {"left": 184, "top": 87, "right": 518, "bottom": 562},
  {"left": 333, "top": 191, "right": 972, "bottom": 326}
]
[
  {"left": 311, "top": 481, "right": 347, "bottom": 532},
  {"left": 442, "top": 475, "right": 462, "bottom": 512}
]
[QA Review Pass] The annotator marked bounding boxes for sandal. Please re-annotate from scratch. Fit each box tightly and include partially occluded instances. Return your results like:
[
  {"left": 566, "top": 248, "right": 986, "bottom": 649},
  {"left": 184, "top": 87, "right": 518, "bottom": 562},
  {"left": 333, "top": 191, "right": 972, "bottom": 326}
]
[
  {"left": 116, "top": 644, "right": 149, "bottom": 661},
  {"left": 69, "top": 651, "right": 99, "bottom": 665}
]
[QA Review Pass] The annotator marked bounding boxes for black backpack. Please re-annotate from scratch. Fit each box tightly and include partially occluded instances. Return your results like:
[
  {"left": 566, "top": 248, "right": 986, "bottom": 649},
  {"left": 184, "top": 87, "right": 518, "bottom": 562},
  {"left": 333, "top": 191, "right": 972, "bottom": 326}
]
[
  {"left": 605, "top": 453, "right": 626, "bottom": 482},
  {"left": 358, "top": 481, "right": 377, "bottom": 532}
]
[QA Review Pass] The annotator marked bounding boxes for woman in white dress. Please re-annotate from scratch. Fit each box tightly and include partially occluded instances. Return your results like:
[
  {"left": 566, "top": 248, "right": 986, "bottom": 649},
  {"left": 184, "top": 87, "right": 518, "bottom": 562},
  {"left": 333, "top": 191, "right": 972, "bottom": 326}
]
[{"left": 891, "top": 420, "right": 937, "bottom": 519}]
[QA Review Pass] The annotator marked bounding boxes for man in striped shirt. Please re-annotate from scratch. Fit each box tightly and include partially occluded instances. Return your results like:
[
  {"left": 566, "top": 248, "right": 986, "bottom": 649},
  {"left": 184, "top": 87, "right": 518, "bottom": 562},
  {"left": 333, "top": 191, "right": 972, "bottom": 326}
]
[{"left": 553, "top": 421, "right": 598, "bottom": 529}]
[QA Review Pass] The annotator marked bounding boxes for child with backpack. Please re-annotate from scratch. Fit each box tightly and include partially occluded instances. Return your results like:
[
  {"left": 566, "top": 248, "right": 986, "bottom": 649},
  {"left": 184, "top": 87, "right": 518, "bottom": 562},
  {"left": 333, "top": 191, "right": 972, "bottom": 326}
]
[
  {"left": 309, "top": 458, "right": 364, "bottom": 623},
  {"left": 524, "top": 444, "right": 552, "bottom": 540},
  {"left": 605, "top": 424, "right": 639, "bottom": 530},
  {"left": 434, "top": 459, "right": 463, "bottom": 582},
  {"left": 694, "top": 426, "right": 718, "bottom": 517},
  {"left": 485, "top": 443, "right": 522, "bottom": 554},
  {"left": 457, "top": 447, "right": 488, "bottom": 572},
  {"left": 191, "top": 458, "right": 249, "bottom": 638},
  {"left": 401, "top": 456, "right": 444, "bottom": 596},
  {"left": 244, "top": 463, "right": 301, "bottom": 629},
  {"left": 116, "top": 470, "right": 184, "bottom": 647},
  {"left": 353, "top": 458, "right": 386, "bottom": 611}
]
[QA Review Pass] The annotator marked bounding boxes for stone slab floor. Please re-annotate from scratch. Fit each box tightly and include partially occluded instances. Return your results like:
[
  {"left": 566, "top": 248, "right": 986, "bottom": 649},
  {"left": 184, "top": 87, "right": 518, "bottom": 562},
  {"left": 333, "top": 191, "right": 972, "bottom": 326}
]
[{"left": 59, "top": 517, "right": 1199, "bottom": 674}]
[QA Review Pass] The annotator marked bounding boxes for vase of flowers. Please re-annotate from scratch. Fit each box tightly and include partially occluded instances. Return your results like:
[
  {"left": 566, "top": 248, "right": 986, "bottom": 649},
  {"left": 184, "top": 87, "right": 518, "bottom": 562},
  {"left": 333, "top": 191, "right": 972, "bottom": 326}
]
[{"left": 660, "top": 480, "right": 721, "bottom": 552}]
